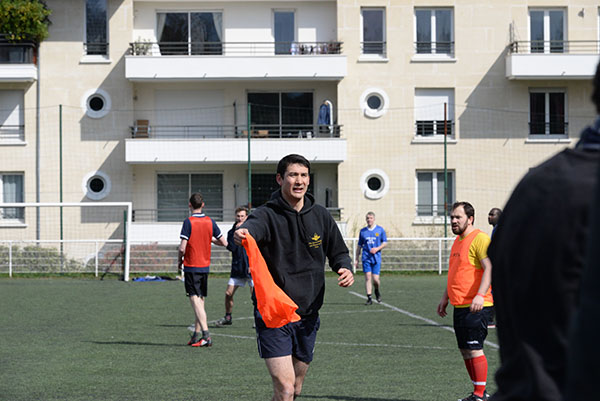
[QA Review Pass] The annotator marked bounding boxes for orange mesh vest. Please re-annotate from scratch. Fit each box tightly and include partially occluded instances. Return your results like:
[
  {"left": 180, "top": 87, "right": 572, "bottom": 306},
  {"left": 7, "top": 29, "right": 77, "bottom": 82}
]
[{"left": 447, "top": 229, "right": 493, "bottom": 306}]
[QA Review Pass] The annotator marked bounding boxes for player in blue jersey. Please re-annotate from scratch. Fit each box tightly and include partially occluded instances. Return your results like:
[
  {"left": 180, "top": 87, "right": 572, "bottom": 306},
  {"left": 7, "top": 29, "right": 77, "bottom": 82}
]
[{"left": 354, "top": 212, "right": 387, "bottom": 305}]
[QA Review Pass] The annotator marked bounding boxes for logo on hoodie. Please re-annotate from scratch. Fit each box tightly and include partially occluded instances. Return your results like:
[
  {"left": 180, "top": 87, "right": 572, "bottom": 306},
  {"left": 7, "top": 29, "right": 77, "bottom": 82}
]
[{"left": 308, "top": 233, "right": 322, "bottom": 249}]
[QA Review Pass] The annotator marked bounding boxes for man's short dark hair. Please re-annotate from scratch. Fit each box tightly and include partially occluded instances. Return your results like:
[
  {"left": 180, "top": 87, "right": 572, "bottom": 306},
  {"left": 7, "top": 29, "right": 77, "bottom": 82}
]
[
  {"left": 189, "top": 193, "right": 204, "bottom": 209},
  {"left": 453, "top": 201, "right": 475, "bottom": 223},
  {"left": 235, "top": 206, "right": 249, "bottom": 215},
  {"left": 277, "top": 154, "right": 311, "bottom": 177},
  {"left": 489, "top": 207, "right": 502, "bottom": 217},
  {"left": 592, "top": 61, "right": 600, "bottom": 114}
]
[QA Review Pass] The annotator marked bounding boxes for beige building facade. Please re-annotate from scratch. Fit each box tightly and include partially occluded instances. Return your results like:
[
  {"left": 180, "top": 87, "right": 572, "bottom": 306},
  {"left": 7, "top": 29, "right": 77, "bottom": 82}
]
[{"left": 0, "top": 0, "right": 599, "bottom": 244}]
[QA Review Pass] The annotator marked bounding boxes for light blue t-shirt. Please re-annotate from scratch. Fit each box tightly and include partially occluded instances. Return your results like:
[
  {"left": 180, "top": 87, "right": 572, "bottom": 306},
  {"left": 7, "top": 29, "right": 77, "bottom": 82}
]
[{"left": 358, "top": 225, "right": 387, "bottom": 263}]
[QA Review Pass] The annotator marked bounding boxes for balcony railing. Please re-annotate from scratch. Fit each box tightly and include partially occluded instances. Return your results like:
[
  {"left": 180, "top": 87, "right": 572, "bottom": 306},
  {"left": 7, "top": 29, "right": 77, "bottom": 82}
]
[
  {"left": 360, "top": 41, "right": 386, "bottom": 56},
  {"left": 415, "top": 121, "right": 454, "bottom": 137},
  {"left": 128, "top": 41, "right": 343, "bottom": 56},
  {"left": 132, "top": 207, "right": 342, "bottom": 222},
  {"left": 0, "top": 42, "right": 35, "bottom": 64},
  {"left": 509, "top": 40, "right": 600, "bottom": 54},
  {"left": 130, "top": 124, "right": 342, "bottom": 139},
  {"left": 529, "top": 121, "right": 569, "bottom": 136},
  {"left": 0, "top": 125, "right": 25, "bottom": 142},
  {"left": 416, "top": 203, "right": 452, "bottom": 217},
  {"left": 414, "top": 41, "right": 454, "bottom": 55}
]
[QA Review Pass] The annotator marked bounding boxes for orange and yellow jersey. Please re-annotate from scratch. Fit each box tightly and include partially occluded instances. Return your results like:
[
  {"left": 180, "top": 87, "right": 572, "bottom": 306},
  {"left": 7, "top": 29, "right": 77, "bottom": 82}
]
[
  {"left": 447, "top": 229, "right": 493, "bottom": 308},
  {"left": 180, "top": 213, "right": 222, "bottom": 273}
]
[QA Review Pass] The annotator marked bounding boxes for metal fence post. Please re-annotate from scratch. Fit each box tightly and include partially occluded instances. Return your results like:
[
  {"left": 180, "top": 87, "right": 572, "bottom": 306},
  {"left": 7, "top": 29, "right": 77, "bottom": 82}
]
[
  {"left": 9, "top": 241, "right": 12, "bottom": 278},
  {"left": 95, "top": 241, "right": 99, "bottom": 277},
  {"left": 438, "top": 238, "right": 442, "bottom": 275}
]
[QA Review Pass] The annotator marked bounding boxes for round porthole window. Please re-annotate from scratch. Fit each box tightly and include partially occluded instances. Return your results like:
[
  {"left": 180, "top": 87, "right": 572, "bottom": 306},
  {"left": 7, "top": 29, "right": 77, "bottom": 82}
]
[
  {"left": 360, "top": 169, "right": 390, "bottom": 200},
  {"left": 82, "top": 171, "right": 111, "bottom": 200},
  {"left": 360, "top": 88, "right": 389, "bottom": 118},
  {"left": 82, "top": 89, "right": 111, "bottom": 119}
]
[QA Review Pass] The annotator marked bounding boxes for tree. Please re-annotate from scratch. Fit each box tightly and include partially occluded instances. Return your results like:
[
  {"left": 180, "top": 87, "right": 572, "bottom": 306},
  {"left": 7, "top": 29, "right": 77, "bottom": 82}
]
[{"left": 0, "top": 0, "right": 51, "bottom": 43}]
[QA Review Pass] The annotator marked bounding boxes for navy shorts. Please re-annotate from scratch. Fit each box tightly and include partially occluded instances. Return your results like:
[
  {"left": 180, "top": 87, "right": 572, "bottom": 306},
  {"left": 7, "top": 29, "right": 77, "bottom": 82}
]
[
  {"left": 362, "top": 259, "right": 381, "bottom": 275},
  {"left": 453, "top": 306, "right": 493, "bottom": 350},
  {"left": 184, "top": 271, "right": 208, "bottom": 297},
  {"left": 254, "top": 309, "right": 320, "bottom": 363}
]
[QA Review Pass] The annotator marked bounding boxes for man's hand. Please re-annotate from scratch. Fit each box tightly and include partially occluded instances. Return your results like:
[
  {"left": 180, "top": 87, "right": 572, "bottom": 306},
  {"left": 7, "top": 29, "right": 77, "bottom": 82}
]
[
  {"left": 470, "top": 295, "right": 484, "bottom": 312},
  {"left": 234, "top": 228, "right": 249, "bottom": 245},
  {"left": 437, "top": 295, "right": 449, "bottom": 317},
  {"left": 337, "top": 268, "right": 354, "bottom": 287},
  {"left": 370, "top": 248, "right": 378, "bottom": 255}
]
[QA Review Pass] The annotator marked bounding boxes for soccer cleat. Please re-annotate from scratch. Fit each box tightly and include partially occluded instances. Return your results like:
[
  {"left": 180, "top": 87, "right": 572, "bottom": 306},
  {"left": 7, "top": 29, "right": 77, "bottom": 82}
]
[
  {"left": 376, "top": 295, "right": 382, "bottom": 303},
  {"left": 187, "top": 334, "right": 198, "bottom": 346},
  {"left": 215, "top": 317, "right": 232, "bottom": 326},
  {"left": 458, "top": 392, "right": 488, "bottom": 401},
  {"left": 191, "top": 337, "right": 212, "bottom": 347},
  {"left": 365, "top": 298, "right": 373, "bottom": 305}
]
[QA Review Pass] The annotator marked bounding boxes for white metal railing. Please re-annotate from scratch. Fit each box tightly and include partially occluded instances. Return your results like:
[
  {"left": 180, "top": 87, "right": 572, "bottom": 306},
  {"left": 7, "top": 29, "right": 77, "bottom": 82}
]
[{"left": 0, "top": 237, "right": 454, "bottom": 278}]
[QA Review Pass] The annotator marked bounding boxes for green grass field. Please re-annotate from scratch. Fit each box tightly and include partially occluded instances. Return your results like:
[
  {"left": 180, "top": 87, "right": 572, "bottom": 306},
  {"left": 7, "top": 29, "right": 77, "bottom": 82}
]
[{"left": 0, "top": 275, "right": 499, "bottom": 401}]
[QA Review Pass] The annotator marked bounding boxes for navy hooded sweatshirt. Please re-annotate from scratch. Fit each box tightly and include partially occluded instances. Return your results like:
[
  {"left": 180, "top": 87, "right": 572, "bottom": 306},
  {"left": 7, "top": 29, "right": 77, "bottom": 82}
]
[{"left": 240, "top": 190, "right": 351, "bottom": 317}]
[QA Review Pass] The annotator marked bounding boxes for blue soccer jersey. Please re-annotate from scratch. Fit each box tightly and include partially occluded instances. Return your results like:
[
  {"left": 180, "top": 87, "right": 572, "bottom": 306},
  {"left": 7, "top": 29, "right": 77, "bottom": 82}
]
[{"left": 358, "top": 225, "right": 388, "bottom": 265}]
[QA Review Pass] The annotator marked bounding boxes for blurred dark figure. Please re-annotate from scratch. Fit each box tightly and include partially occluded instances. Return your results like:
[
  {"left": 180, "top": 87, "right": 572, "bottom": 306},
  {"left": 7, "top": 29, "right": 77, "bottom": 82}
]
[{"left": 488, "top": 61, "right": 600, "bottom": 401}]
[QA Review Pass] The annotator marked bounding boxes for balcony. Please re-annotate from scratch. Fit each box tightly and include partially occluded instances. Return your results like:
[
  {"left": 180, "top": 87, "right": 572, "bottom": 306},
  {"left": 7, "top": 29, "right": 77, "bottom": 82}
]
[
  {"left": 0, "top": 41, "right": 37, "bottom": 82},
  {"left": 506, "top": 40, "right": 600, "bottom": 80},
  {"left": 125, "top": 123, "right": 346, "bottom": 164},
  {"left": 125, "top": 41, "right": 346, "bottom": 81}
]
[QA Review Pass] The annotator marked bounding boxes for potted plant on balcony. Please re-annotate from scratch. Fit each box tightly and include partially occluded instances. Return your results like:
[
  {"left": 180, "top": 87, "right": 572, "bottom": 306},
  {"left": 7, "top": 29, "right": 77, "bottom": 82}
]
[
  {"left": 132, "top": 37, "right": 152, "bottom": 56},
  {"left": 0, "top": 0, "right": 51, "bottom": 64}
]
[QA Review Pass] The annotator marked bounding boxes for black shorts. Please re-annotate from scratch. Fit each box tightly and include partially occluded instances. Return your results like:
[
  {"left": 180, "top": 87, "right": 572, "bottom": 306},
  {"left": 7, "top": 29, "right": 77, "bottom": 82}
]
[
  {"left": 453, "top": 306, "right": 493, "bottom": 350},
  {"left": 254, "top": 308, "right": 320, "bottom": 363},
  {"left": 184, "top": 271, "right": 208, "bottom": 297}
]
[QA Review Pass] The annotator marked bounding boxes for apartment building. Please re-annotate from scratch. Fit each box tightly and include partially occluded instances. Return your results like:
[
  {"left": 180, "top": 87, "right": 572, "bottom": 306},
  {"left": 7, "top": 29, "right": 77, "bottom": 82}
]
[{"left": 0, "top": 0, "right": 598, "bottom": 245}]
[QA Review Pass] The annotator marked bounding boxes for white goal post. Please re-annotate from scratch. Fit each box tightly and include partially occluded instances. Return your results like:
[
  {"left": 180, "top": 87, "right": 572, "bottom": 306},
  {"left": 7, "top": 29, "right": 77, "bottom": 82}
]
[{"left": 0, "top": 202, "right": 133, "bottom": 281}]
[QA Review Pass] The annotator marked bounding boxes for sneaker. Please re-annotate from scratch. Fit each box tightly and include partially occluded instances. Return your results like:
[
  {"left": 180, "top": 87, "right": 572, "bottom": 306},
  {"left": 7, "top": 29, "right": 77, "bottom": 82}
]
[
  {"left": 376, "top": 295, "right": 382, "bottom": 303},
  {"left": 215, "top": 317, "right": 232, "bottom": 327},
  {"left": 191, "top": 337, "right": 212, "bottom": 347},
  {"left": 458, "top": 393, "right": 487, "bottom": 401},
  {"left": 365, "top": 298, "right": 373, "bottom": 305}
]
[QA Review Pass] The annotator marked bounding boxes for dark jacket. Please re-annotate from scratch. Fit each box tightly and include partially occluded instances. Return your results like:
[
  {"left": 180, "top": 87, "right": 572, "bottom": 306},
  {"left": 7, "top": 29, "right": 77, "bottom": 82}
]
[
  {"left": 241, "top": 190, "right": 351, "bottom": 316},
  {"left": 226, "top": 223, "right": 250, "bottom": 279}
]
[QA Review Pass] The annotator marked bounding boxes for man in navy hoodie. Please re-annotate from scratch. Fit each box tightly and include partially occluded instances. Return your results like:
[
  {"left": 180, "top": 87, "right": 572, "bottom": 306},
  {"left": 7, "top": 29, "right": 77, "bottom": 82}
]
[{"left": 235, "top": 154, "right": 354, "bottom": 401}]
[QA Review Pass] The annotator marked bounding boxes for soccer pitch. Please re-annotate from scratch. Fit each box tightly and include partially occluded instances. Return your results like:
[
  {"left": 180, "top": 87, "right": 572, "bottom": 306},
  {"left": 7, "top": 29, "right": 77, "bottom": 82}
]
[{"left": 0, "top": 275, "right": 499, "bottom": 401}]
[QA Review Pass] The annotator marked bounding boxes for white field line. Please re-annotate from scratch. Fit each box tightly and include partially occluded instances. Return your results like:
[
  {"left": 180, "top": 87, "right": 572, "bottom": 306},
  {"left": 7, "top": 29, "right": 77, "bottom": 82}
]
[{"left": 348, "top": 291, "right": 499, "bottom": 350}]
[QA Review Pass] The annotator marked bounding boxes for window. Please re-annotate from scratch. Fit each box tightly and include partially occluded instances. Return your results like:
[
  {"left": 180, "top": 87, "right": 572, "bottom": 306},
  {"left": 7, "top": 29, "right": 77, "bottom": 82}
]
[
  {"left": 248, "top": 92, "right": 313, "bottom": 137},
  {"left": 274, "top": 11, "right": 295, "bottom": 55},
  {"left": 529, "top": 89, "right": 567, "bottom": 136},
  {"left": 361, "top": 8, "right": 386, "bottom": 56},
  {"left": 416, "top": 171, "right": 454, "bottom": 217},
  {"left": 414, "top": 89, "right": 455, "bottom": 137},
  {"left": 157, "top": 11, "right": 223, "bottom": 55},
  {"left": 0, "top": 173, "right": 24, "bottom": 222},
  {"left": 0, "top": 90, "right": 24, "bottom": 143},
  {"left": 85, "top": 0, "right": 108, "bottom": 55},
  {"left": 529, "top": 9, "right": 565, "bottom": 53},
  {"left": 82, "top": 171, "right": 111, "bottom": 200},
  {"left": 82, "top": 89, "right": 111, "bottom": 119},
  {"left": 360, "top": 169, "right": 390, "bottom": 200},
  {"left": 157, "top": 174, "right": 223, "bottom": 222},
  {"left": 360, "top": 88, "right": 389, "bottom": 118},
  {"left": 251, "top": 173, "right": 314, "bottom": 207},
  {"left": 415, "top": 8, "right": 453, "bottom": 55}
]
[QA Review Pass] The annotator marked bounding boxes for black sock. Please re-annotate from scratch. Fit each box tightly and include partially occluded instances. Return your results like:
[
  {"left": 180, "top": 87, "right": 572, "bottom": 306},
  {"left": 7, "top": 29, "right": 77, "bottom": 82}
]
[
  {"left": 375, "top": 288, "right": 381, "bottom": 298},
  {"left": 202, "top": 330, "right": 209, "bottom": 339},
  {"left": 367, "top": 294, "right": 372, "bottom": 299},
  {"left": 225, "top": 313, "right": 232, "bottom": 320}
]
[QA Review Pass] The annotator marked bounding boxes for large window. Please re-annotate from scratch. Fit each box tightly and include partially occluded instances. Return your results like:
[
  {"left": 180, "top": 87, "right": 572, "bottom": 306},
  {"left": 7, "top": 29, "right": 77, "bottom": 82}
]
[
  {"left": 529, "top": 9, "right": 565, "bottom": 53},
  {"left": 529, "top": 89, "right": 567, "bottom": 136},
  {"left": 416, "top": 171, "right": 454, "bottom": 217},
  {"left": 0, "top": 90, "right": 24, "bottom": 142},
  {"left": 415, "top": 8, "right": 453, "bottom": 55},
  {"left": 361, "top": 8, "right": 385, "bottom": 56},
  {"left": 274, "top": 11, "right": 295, "bottom": 55},
  {"left": 157, "top": 174, "right": 223, "bottom": 222},
  {"left": 0, "top": 173, "right": 24, "bottom": 222},
  {"left": 157, "top": 12, "right": 223, "bottom": 55},
  {"left": 85, "top": 0, "right": 108, "bottom": 55},
  {"left": 414, "top": 89, "right": 455, "bottom": 137},
  {"left": 248, "top": 92, "right": 313, "bottom": 137}
]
